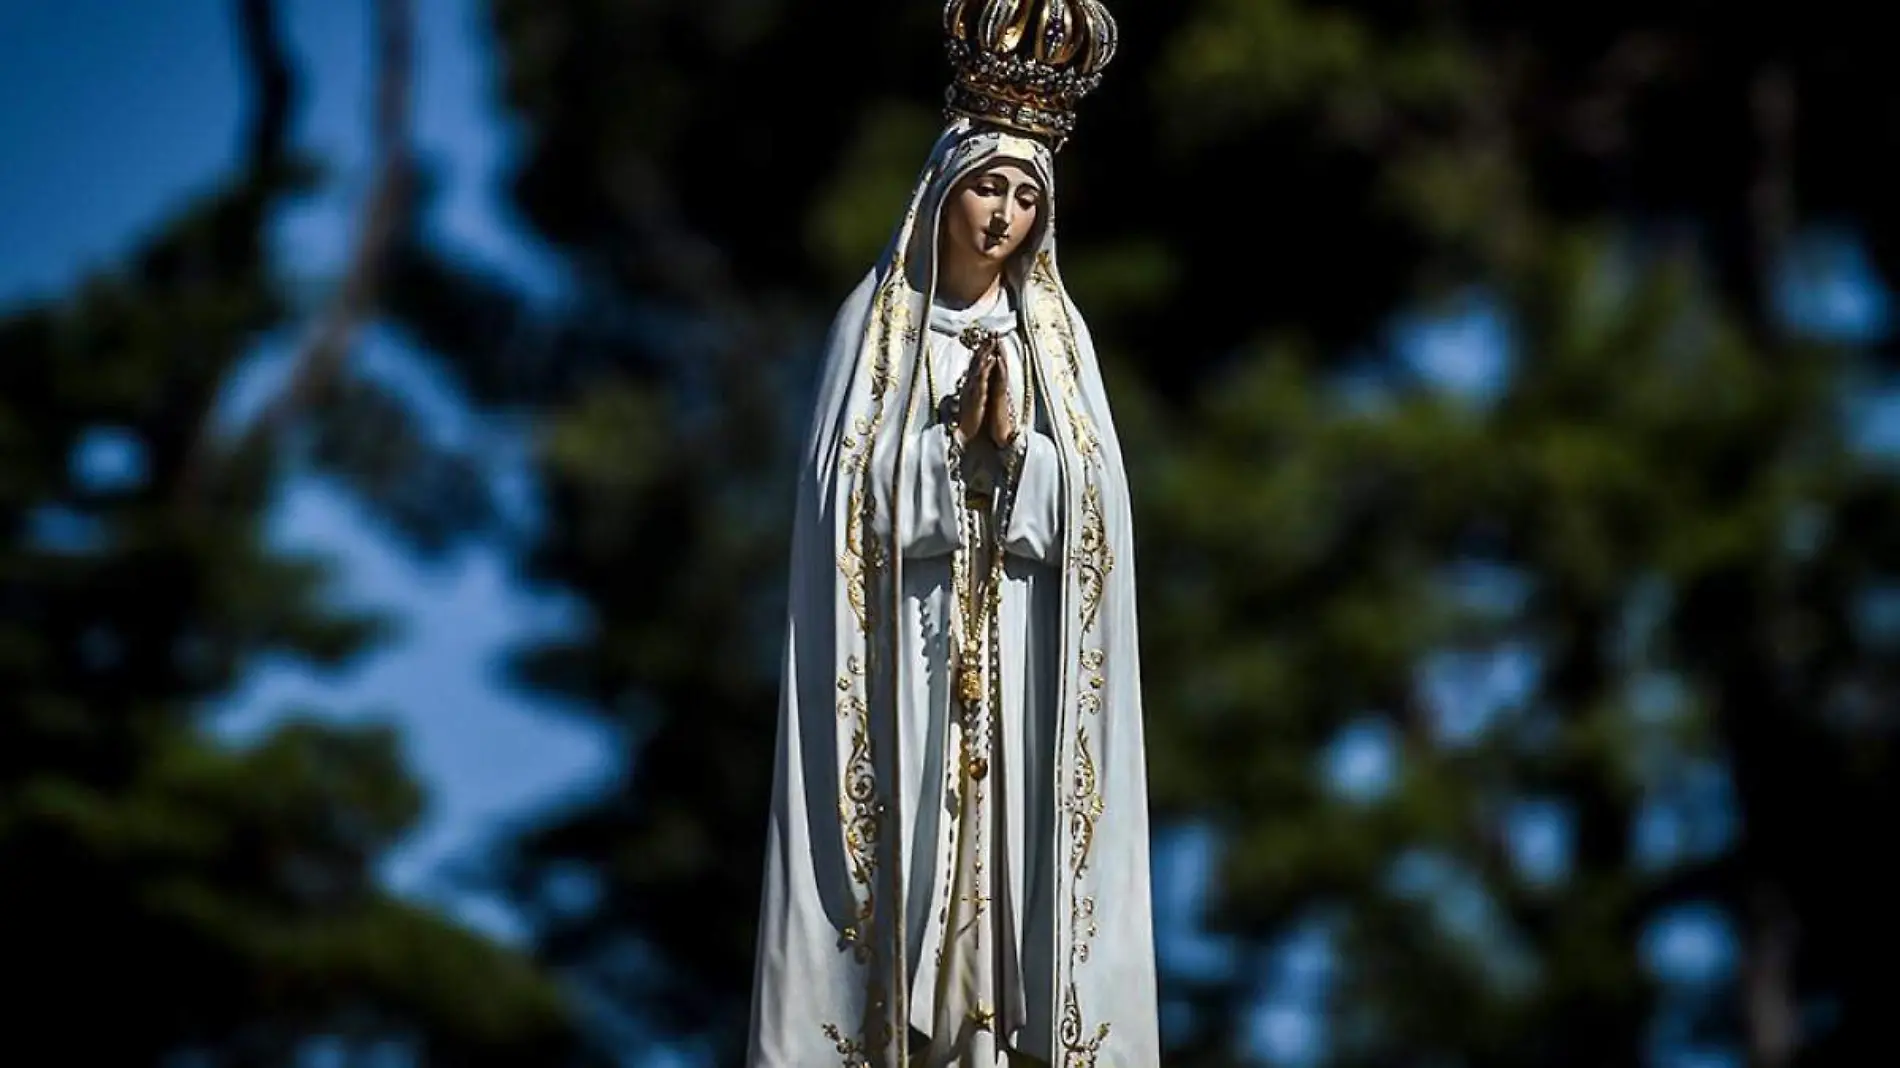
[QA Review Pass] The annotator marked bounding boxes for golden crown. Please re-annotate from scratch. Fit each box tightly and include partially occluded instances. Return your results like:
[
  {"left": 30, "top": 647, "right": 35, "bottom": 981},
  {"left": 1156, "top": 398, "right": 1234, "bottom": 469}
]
[{"left": 942, "top": 0, "right": 1119, "bottom": 148}]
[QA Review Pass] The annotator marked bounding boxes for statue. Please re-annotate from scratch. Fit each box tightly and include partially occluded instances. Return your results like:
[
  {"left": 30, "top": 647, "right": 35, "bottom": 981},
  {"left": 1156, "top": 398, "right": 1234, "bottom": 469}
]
[{"left": 749, "top": 3, "right": 1157, "bottom": 1065}]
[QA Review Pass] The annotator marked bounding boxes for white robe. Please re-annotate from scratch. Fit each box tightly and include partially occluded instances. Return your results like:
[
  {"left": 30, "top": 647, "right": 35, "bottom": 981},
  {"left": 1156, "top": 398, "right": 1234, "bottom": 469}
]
[
  {"left": 871, "top": 286, "right": 1065, "bottom": 1064},
  {"left": 748, "top": 120, "right": 1158, "bottom": 1068}
]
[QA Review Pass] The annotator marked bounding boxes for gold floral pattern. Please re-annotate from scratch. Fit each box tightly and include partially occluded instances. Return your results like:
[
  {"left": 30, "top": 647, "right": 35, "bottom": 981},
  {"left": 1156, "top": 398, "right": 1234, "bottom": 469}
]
[
  {"left": 1032, "top": 252, "right": 1102, "bottom": 462},
  {"left": 822, "top": 1020, "right": 889, "bottom": 1068},
  {"left": 837, "top": 278, "right": 910, "bottom": 634},
  {"left": 1059, "top": 694, "right": 1111, "bottom": 1064},
  {"left": 835, "top": 656, "right": 878, "bottom": 962},
  {"left": 1025, "top": 249, "right": 1122, "bottom": 1065},
  {"left": 1073, "top": 482, "right": 1113, "bottom": 636},
  {"left": 1059, "top": 991, "right": 1111, "bottom": 1067},
  {"left": 825, "top": 232, "right": 918, "bottom": 1063}
]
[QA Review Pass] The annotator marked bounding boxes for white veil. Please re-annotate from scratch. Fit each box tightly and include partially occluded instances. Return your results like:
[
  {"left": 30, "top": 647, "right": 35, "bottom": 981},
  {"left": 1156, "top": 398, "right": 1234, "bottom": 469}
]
[{"left": 751, "top": 117, "right": 1157, "bottom": 1067}]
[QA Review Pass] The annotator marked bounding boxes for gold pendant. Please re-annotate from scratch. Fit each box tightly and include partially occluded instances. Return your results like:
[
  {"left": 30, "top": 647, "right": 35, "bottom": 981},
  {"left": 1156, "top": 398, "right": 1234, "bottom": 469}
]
[{"left": 957, "top": 661, "right": 984, "bottom": 707}]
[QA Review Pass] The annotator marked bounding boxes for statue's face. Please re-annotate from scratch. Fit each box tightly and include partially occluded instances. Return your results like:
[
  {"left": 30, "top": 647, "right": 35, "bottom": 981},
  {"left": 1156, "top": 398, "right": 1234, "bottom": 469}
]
[{"left": 941, "top": 160, "right": 1043, "bottom": 270}]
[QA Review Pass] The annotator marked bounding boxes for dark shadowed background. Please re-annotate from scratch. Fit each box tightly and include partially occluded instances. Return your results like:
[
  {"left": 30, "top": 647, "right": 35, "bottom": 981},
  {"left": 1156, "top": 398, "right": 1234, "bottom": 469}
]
[{"left": 4, "top": 0, "right": 1898, "bottom": 1065}]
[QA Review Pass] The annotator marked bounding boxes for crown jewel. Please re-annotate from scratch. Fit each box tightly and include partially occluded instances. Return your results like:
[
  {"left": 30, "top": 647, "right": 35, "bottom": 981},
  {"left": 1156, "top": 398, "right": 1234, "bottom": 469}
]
[{"left": 942, "top": 0, "right": 1119, "bottom": 148}]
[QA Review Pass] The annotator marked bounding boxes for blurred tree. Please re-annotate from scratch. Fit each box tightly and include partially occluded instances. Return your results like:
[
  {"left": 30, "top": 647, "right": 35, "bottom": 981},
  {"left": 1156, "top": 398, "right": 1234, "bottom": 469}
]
[
  {"left": 371, "top": 0, "right": 1900, "bottom": 1064},
  {"left": 0, "top": 0, "right": 582, "bottom": 1061}
]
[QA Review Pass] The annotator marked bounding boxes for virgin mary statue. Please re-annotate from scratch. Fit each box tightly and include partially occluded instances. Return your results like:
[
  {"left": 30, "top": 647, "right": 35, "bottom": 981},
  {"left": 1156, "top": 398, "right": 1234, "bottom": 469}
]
[{"left": 749, "top": 3, "right": 1156, "bottom": 1065}]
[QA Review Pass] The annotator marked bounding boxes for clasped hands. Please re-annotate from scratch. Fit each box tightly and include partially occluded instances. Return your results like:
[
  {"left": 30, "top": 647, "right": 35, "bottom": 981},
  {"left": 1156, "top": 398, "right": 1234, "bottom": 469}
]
[{"left": 953, "top": 337, "right": 1019, "bottom": 450}]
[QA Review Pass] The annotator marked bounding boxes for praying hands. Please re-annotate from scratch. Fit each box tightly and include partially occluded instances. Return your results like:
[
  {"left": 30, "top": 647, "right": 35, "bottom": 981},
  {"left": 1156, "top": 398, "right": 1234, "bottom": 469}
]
[{"left": 953, "top": 337, "right": 1019, "bottom": 450}]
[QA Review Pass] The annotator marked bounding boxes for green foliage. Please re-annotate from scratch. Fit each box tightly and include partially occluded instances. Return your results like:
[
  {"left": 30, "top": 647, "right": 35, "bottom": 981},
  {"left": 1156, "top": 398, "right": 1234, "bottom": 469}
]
[
  {"left": 805, "top": 102, "right": 944, "bottom": 285},
  {"left": 367, "top": 0, "right": 1900, "bottom": 1064},
  {"left": 0, "top": 54, "right": 581, "bottom": 1063}
]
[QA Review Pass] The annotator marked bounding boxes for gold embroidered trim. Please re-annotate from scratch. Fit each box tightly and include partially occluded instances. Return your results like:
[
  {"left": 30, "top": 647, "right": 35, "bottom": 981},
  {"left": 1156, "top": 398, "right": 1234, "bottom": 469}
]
[
  {"left": 825, "top": 234, "right": 916, "bottom": 1062},
  {"left": 835, "top": 655, "right": 878, "bottom": 962},
  {"left": 1073, "top": 482, "right": 1112, "bottom": 636},
  {"left": 1059, "top": 707, "right": 1110, "bottom": 1065},
  {"left": 837, "top": 280, "right": 909, "bottom": 634},
  {"left": 1032, "top": 252, "right": 1101, "bottom": 462},
  {"left": 1061, "top": 478, "right": 1112, "bottom": 1063},
  {"left": 821, "top": 1021, "right": 886, "bottom": 1068},
  {"left": 1026, "top": 249, "right": 1117, "bottom": 1065},
  {"left": 1059, "top": 991, "right": 1110, "bottom": 1068}
]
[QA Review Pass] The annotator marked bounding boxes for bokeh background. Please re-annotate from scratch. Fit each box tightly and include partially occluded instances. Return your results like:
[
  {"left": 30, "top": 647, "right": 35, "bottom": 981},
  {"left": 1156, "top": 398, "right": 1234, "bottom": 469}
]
[{"left": 5, "top": 0, "right": 1898, "bottom": 1064}]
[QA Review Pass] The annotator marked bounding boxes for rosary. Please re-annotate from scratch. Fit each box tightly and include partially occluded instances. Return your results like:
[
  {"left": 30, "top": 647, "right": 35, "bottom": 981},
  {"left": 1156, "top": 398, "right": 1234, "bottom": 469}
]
[{"left": 939, "top": 325, "right": 1033, "bottom": 782}]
